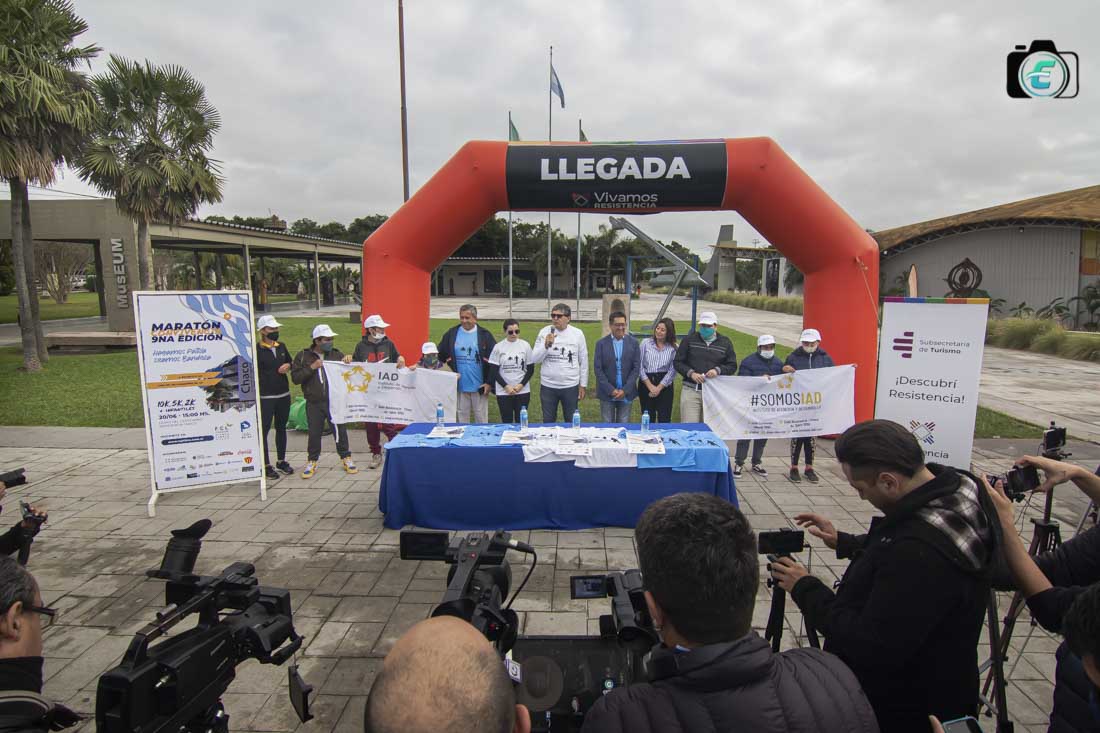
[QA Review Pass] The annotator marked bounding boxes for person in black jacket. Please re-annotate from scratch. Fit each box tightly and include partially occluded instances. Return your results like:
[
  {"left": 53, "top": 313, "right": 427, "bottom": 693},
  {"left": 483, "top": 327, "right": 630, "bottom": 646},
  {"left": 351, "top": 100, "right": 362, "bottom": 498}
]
[
  {"left": 581, "top": 492, "right": 879, "bottom": 733},
  {"left": 985, "top": 455, "right": 1100, "bottom": 733},
  {"left": 0, "top": 557, "right": 80, "bottom": 732},
  {"left": 437, "top": 305, "right": 496, "bottom": 424},
  {"left": 1062, "top": 584, "right": 1100, "bottom": 732},
  {"left": 770, "top": 419, "right": 998, "bottom": 733},
  {"left": 256, "top": 315, "right": 294, "bottom": 481},
  {"left": 781, "top": 328, "right": 835, "bottom": 483},
  {"left": 353, "top": 315, "right": 410, "bottom": 470},
  {"left": 733, "top": 334, "right": 785, "bottom": 477},
  {"left": 290, "top": 324, "right": 356, "bottom": 479},
  {"left": 0, "top": 482, "right": 46, "bottom": 560},
  {"left": 672, "top": 311, "right": 737, "bottom": 424}
]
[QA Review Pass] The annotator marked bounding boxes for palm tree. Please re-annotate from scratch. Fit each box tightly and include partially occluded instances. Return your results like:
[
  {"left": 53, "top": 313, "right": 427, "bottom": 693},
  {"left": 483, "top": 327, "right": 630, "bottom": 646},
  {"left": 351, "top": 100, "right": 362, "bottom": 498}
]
[
  {"left": 78, "top": 55, "right": 224, "bottom": 289},
  {"left": 0, "top": 0, "right": 99, "bottom": 370}
]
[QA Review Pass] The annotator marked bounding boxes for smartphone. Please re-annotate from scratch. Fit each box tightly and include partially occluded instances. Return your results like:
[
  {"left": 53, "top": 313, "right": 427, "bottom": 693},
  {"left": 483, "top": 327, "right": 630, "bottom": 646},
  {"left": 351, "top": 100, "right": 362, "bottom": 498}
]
[
  {"left": 1005, "top": 465, "right": 1041, "bottom": 495},
  {"left": 940, "top": 716, "right": 982, "bottom": 733}
]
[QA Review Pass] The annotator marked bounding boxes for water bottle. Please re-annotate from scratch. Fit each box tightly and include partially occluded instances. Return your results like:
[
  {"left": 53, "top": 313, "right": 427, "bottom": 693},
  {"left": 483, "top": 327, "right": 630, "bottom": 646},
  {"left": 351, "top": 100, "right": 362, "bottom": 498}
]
[
  {"left": 519, "top": 406, "right": 528, "bottom": 431},
  {"left": 436, "top": 402, "right": 445, "bottom": 427},
  {"left": 572, "top": 409, "right": 581, "bottom": 430},
  {"left": 641, "top": 410, "right": 650, "bottom": 433}
]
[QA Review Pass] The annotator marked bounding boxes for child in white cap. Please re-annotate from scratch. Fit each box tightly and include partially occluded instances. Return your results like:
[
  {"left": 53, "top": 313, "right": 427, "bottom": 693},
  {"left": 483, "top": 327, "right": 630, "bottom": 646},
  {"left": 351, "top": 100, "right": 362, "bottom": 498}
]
[{"left": 781, "top": 328, "right": 835, "bottom": 483}]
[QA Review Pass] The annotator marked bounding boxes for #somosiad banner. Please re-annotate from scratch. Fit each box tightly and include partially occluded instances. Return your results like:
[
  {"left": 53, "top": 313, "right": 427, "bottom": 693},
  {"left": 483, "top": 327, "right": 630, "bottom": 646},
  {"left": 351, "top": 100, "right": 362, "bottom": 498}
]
[
  {"left": 875, "top": 298, "right": 989, "bottom": 470},
  {"left": 324, "top": 362, "right": 458, "bottom": 425},
  {"left": 134, "top": 291, "right": 263, "bottom": 494},
  {"left": 702, "top": 365, "right": 857, "bottom": 440}
]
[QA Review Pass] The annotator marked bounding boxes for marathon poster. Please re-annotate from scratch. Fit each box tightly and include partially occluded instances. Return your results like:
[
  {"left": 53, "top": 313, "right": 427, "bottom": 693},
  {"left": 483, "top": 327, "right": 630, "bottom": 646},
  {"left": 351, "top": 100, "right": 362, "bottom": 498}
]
[
  {"left": 505, "top": 141, "right": 727, "bottom": 211},
  {"left": 875, "top": 299, "right": 989, "bottom": 470},
  {"left": 134, "top": 291, "right": 263, "bottom": 494}
]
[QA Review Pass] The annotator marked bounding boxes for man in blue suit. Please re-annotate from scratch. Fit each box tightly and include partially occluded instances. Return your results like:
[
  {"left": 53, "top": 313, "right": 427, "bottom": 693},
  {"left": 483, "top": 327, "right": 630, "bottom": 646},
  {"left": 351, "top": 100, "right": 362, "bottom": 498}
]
[{"left": 594, "top": 311, "right": 640, "bottom": 423}]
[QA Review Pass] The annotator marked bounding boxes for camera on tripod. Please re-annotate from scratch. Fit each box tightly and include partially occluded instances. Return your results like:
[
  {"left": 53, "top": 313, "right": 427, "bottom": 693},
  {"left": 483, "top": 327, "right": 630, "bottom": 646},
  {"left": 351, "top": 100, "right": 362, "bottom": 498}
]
[
  {"left": 95, "top": 519, "right": 313, "bottom": 733},
  {"left": 759, "top": 529, "right": 818, "bottom": 652},
  {"left": 1042, "top": 421, "right": 1069, "bottom": 460}
]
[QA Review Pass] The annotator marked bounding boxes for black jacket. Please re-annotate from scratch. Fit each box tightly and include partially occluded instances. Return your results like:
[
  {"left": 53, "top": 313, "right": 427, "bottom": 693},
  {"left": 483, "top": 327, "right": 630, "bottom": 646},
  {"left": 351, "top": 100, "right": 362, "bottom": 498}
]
[
  {"left": 256, "top": 340, "right": 293, "bottom": 398},
  {"left": 290, "top": 346, "right": 347, "bottom": 404},
  {"left": 352, "top": 336, "right": 401, "bottom": 364},
  {"left": 438, "top": 324, "right": 496, "bottom": 384},
  {"left": 791, "top": 466, "right": 998, "bottom": 733},
  {"left": 581, "top": 633, "right": 879, "bottom": 733},
  {"left": 673, "top": 332, "right": 737, "bottom": 391},
  {"left": 0, "top": 658, "right": 80, "bottom": 733},
  {"left": 784, "top": 345, "right": 835, "bottom": 370}
]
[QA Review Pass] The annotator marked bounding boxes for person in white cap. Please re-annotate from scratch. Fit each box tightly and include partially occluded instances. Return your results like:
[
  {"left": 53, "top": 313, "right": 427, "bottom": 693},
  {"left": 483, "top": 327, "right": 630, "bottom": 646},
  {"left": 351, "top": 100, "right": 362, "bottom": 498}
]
[
  {"left": 256, "top": 315, "right": 294, "bottom": 481},
  {"left": 437, "top": 304, "right": 496, "bottom": 424},
  {"left": 353, "top": 314, "right": 410, "bottom": 469},
  {"left": 487, "top": 319, "right": 534, "bottom": 423},
  {"left": 781, "top": 328, "right": 835, "bottom": 483},
  {"left": 417, "top": 342, "right": 447, "bottom": 370},
  {"left": 673, "top": 311, "right": 738, "bottom": 423},
  {"left": 290, "top": 324, "right": 357, "bottom": 478},
  {"left": 732, "top": 334, "right": 785, "bottom": 478}
]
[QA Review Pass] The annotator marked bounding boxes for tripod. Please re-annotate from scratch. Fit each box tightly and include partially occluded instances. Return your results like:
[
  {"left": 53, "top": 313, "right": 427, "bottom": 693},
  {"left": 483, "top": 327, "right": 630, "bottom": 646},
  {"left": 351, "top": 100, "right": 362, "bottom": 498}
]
[{"left": 764, "top": 556, "right": 820, "bottom": 653}]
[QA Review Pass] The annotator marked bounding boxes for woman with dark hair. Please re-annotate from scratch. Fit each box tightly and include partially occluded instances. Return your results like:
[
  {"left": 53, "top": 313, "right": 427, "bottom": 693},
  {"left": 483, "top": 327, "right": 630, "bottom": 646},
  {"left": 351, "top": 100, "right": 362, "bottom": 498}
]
[
  {"left": 637, "top": 317, "right": 677, "bottom": 423},
  {"left": 488, "top": 319, "right": 535, "bottom": 423}
]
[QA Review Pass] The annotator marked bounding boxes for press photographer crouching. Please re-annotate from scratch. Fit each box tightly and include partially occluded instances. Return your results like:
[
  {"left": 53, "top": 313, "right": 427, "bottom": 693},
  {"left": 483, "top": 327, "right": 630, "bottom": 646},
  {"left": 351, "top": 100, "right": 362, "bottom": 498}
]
[
  {"left": 985, "top": 455, "right": 1100, "bottom": 732},
  {"left": 581, "top": 492, "right": 878, "bottom": 733},
  {"left": 0, "top": 556, "right": 80, "bottom": 732},
  {"left": 769, "top": 419, "right": 999, "bottom": 733}
]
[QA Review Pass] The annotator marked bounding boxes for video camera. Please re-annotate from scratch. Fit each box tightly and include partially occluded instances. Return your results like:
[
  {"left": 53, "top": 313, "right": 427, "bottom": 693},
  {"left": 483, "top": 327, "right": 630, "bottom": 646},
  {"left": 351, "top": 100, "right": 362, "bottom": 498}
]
[
  {"left": 95, "top": 520, "right": 313, "bottom": 733},
  {"left": 401, "top": 530, "right": 653, "bottom": 732},
  {"left": 757, "top": 528, "right": 818, "bottom": 652}
]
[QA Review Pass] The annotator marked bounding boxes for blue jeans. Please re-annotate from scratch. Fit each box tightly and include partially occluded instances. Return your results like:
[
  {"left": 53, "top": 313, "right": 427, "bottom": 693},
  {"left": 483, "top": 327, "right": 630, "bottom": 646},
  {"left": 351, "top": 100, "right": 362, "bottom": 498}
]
[
  {"left": 541, "top": 385, "right": 579, "bottom": 423},
  {"left": 600, "top": 400, "right": 633, "bottom": 423}
]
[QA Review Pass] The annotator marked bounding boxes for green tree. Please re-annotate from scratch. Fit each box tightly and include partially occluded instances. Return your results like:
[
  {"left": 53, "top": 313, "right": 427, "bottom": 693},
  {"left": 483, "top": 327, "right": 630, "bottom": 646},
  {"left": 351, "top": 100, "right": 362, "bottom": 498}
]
[
  {"left": 79, "top": 55, "right": 224, "bottom": 289},
  {"left": 0, "top": 0, "right": 100, "bottom": 370},
  {"left": 348, "top": 214, "right": 388, "bottom": 243}
]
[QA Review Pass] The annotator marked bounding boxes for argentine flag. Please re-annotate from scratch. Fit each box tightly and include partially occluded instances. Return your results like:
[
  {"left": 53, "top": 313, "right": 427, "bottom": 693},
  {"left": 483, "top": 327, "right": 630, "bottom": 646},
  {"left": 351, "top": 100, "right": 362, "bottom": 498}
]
[{"left": 551, "top": 64, "right": 565, "bottom": 108}]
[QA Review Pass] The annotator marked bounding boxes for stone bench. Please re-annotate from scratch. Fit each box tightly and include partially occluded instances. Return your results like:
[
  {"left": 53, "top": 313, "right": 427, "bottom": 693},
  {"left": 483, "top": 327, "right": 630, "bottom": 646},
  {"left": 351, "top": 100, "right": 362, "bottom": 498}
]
[{"left": 45, "top": 331, "right": 138, "bottom": 352}]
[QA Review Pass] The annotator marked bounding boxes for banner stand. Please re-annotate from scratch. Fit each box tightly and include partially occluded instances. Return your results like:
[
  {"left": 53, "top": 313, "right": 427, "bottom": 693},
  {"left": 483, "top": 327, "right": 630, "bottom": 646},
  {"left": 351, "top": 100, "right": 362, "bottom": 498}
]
[{"left": 133, "top": 290, "right": 266, "bottom": 517}]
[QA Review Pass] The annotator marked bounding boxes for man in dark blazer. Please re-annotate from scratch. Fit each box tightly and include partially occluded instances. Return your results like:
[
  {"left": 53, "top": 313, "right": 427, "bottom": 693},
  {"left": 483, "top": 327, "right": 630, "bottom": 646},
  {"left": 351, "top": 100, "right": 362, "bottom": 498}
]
[{"left": 594, "top": 311, "right": 640, "bottom": 423}]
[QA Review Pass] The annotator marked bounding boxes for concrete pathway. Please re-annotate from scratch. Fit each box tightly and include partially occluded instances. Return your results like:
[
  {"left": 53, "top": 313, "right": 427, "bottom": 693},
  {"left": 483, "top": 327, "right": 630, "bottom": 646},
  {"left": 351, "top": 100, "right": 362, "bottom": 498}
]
[{"left": 2, "top": 425, "right": 1091, "bottom": 732}]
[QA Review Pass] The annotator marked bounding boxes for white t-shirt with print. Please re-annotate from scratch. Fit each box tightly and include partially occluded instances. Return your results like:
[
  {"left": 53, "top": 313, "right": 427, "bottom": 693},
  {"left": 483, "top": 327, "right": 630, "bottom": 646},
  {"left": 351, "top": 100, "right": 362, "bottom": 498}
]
[{"left": 488, "top": 339, "right": 533, "bottom": 396}]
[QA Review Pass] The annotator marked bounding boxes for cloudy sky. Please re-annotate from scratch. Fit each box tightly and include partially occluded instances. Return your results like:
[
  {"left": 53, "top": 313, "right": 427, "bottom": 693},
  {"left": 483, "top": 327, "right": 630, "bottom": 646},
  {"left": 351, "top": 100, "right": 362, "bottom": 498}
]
[{"left": 35, "top": 0, "right": 1100, "bottom": 256}]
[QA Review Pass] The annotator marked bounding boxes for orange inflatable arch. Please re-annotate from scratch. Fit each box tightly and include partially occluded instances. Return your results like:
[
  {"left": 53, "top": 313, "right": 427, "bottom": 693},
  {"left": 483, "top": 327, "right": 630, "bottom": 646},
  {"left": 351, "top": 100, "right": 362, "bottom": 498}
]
[{"left": 362, "top": 138, "right": 879, "bottom": 420}]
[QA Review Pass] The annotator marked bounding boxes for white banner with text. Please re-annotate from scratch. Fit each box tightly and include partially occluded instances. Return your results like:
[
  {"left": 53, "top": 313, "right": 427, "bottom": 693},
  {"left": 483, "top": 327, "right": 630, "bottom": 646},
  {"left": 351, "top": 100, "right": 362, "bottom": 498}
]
[
  {"left": 702, "top": 365, "right": 856, "bottom": 440},
  {"left": 324, "top": 362, "right": 458, "bottom": 425},
  {"left": 875, "top": 298, "right": 989, "bottom": 470}
]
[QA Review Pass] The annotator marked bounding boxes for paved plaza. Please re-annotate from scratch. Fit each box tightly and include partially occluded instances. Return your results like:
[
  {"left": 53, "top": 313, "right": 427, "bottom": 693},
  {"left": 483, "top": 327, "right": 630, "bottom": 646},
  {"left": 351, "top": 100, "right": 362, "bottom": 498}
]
[{"left": 2, "top": 425, "right": 1096, "bottom": 732}]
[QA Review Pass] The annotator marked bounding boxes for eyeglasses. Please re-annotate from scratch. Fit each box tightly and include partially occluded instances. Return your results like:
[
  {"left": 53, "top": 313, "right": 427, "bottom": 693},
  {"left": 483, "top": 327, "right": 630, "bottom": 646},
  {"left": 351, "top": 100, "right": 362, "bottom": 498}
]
[
  {"left": 25, "top": 604, "right": 55, "bottom": 627},
  {"left": 550, "top": 314, "right": 565, "bottom": 319},
  {"left": 506, "top": 330, "right": 520, "bottom": 335}
]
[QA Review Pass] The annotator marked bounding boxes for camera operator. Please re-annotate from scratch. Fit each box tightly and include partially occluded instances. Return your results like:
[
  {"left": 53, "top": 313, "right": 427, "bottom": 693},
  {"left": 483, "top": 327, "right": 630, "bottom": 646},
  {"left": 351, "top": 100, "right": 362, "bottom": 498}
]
[
  {"left": 984, "top": 456, "right": 1100, "bottom": 732},
  {"left": 366, "top": 615, "right": 531, "bottom": 733},
  {"left": 0, "top": 482, "right": 46, "bottom": 557},
  {"left": 581, "top": 492, "right": 878, "bottom": 733},
  {"left": 769, "top": 419, "right": 999, "bottom": 733},
  {"left": 0, "top": 557, "right": 79, "bottom": 731}
]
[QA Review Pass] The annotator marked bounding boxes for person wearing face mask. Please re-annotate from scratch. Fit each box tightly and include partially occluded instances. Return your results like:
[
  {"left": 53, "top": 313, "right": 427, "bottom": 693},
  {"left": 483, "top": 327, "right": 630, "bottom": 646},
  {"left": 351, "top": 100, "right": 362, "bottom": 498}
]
[
  {"left": 781, "top": 328, "right": 835, "bottom": 483},
  {"left": 581, "top": 492, "right": 878, "bottom": 733},
  {"left": 256, "top": 315, "right": 294, "bottom": 481},
  {"left": 673, "top": 311, "right": 737, "bottom": 423},
  {"left": 291, "top": 324, "right": 357, "bottom": 478},
  {"left": 438, "top": 305, "right": 497, "bottom": 424},
  {"left": 769, "top": 420, "right": 998, "bottom": 733},
  {"left": 733, "top": 334, "right": 785, "bottom": 477},
  {"left": 353, "top": 314, "right": 411, "bottom": 470},
  {"left": 0, "top": 557, "right": 81, "bottom": 731},
  {"left": 487, "top": 320, "right": 534, "bottom": 423},
  {"left": 417, "top": 342, "right": 447, "bottom": 370}
]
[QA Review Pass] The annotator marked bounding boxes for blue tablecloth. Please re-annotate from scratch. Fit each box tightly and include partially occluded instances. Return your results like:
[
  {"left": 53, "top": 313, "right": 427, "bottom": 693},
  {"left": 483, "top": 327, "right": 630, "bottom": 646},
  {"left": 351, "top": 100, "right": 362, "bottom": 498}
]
[{"left": 379, "top": 423, "right": 736, "bottom": 530}]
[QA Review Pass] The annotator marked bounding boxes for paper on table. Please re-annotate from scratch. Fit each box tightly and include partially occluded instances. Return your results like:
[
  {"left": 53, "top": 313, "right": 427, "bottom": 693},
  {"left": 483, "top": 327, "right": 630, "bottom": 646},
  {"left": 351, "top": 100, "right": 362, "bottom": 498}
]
[
  {"left": 427, "top": 425, "right": 465, "bottom": 439},
  {"left": 627, "top": 432, "right": 666, "bottom": 455},
  {"left": 555, "top": 428, "right": 594, "bottom": 457}
]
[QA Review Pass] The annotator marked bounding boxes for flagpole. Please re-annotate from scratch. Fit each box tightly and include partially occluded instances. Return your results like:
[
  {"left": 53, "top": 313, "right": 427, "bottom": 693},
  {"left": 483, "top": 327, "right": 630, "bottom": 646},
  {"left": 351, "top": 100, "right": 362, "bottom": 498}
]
[
  {"left": 546, "top": 45, "right": 553, "bottom": 313},
  {"left": 508, "top": 111, "right": 514, "bottom": 318},
  {"left": 398, "top": 0, "right": 410, "bottom": 202},
  {"left": 576, "top": 117, "right": 582, "bottom": 316}
]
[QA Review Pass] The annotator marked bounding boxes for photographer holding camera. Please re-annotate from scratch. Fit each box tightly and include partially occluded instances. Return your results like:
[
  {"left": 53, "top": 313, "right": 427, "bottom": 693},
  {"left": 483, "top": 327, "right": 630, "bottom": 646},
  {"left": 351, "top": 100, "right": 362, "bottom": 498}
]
[
  {"left": 366, "top": 615, "right": 531, "bottom": 733},
  {"left": 581, "top": 493, "right": 878, "bottom": 733},
  {"left": 0, "top": 556, "right": 80, "bottom": 732},
  {"left": 0, "top": 482, "right": 46, "bottom": 560},
  {"left": 984, "top": 455, "right": 1100, "bottom": 732},
  {"left": 769, "top": 420, "right": 999, "bottom": 733}
]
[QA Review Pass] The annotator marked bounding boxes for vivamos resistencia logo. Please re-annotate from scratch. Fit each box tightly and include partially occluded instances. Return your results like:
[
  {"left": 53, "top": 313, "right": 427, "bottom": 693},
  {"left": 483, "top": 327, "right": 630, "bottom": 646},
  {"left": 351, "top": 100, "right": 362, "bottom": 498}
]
[
  {"left": 1007, "top": 40, "right": 1078, "bottom": 98},
  {"left": 909, "top": 419, "right": 936, "bottom": 446}
]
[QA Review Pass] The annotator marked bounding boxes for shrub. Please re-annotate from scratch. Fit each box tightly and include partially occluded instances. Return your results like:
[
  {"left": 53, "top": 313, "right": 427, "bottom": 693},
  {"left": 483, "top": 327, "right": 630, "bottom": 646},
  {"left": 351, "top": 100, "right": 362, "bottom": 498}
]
[
  {"left": 1060, "top": 333, "right": 1100, "bottom": 362},
  {"left": 703, "top": 291, "right": 804, "bottom": 315},
  {"left": 985, "top": 317, "right": 1100, "bottom": 363}
]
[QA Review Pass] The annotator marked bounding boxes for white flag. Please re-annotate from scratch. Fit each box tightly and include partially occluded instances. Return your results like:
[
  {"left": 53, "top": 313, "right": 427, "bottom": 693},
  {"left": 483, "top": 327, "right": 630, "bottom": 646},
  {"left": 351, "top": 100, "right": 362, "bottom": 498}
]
[
  {"left": 702, "top": 365, "right": 856, "bottom": 440},
  {"left": 324, "top": 362, "right": 458, "bottom": 425}
]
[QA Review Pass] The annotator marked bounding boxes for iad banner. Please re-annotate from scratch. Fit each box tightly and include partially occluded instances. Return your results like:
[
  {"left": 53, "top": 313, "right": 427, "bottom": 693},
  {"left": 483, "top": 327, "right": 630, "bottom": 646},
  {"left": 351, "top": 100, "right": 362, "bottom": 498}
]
[
  {"left": 702, "top": 365, "right": 856, "bottom": 440},
  {"left": 875, "top": 298, "right": 989, "bottom": 470},
  {"left": 133, "top": 291, "right": 264, "bottom": 516},
  {"left": 324, "top": 362, "right": 458, "bottom": 425}
]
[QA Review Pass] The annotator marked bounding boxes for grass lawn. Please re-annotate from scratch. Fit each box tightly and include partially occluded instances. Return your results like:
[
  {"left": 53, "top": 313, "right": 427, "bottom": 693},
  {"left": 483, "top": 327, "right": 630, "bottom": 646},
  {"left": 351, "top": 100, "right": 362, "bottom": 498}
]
[
  {"left": 0, "top": 315, "right": 1043, "bottom": 439},
  {"left": 0, "top": 291, "right": 103, "bottom": 323}
]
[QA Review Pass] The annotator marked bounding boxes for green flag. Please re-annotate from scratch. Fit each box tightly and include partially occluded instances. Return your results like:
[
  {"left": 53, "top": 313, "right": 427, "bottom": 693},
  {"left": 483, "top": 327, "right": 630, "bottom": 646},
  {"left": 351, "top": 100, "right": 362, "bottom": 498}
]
[{"left": 509, "top": 118, "right": 521, "bottom": 142}]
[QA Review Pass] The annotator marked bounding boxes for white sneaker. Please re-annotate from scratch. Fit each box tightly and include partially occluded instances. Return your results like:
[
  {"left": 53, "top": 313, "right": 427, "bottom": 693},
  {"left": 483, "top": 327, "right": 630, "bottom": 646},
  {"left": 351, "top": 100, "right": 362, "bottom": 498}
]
[{"left": 369, "top": 454, "right": 382, "bottom": 470}]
